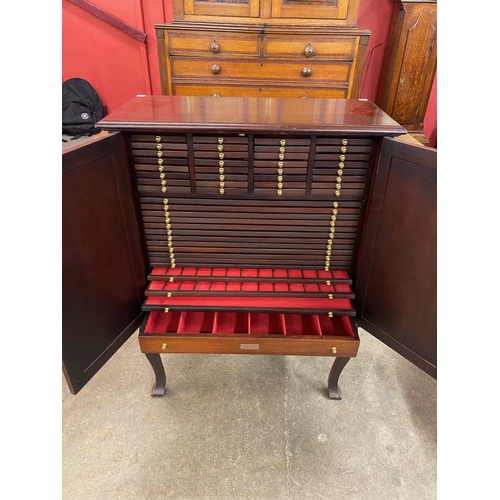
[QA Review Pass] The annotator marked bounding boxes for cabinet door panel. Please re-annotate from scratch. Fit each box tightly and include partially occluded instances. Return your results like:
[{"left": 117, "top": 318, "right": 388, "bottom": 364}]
[
  {"left": 354, "top": 137, "right": 436, "bottom": 378},
  {"left": 184, "top": 0, "right": 260, "bottom": 18},
  {"left": 271, "top": 0, "right": 353, "bottom": 22},
  {"left": 63, "top": 133, "right": 147, "bottom": 394}
]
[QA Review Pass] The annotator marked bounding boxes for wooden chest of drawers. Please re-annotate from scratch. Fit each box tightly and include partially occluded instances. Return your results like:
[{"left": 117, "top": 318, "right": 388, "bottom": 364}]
[
  {"left": 157, "top": 23, "right": 370, "bottom": 98},
  {"left": 62, "top": 96, "right": 436, "bottom": 398}
]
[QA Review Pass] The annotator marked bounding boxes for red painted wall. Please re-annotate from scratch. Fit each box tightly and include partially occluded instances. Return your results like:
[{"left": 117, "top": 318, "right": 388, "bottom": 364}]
[{"left": 62, "top": 0, "right": 437, "bottom": 147}]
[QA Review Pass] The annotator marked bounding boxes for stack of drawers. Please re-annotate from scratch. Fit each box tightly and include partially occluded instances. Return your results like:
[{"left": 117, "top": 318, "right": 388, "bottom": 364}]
[{"left": 157, "top": 23, "right": 370, "bottom": 98}]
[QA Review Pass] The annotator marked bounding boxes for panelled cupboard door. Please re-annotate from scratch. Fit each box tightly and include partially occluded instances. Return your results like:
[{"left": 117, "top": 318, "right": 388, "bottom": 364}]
[
  {"left": 354, "top": 137, "right": 436, "bottom": 378},
  {"left": 271, "top": 0, "right": 355, "bottom": 23},
  {"left": 62, "top": 132, "right": 148, "bottom": 395},
  {"left": 182, "top": 0, "right": 260, "bottom": 18}
]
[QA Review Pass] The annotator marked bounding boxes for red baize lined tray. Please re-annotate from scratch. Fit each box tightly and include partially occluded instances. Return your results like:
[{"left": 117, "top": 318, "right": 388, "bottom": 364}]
[
  {"left": 143, "top": 310, "right": 355, "bottom": 337},
  {"left": 142, "top": 266, "right": 356, "bottom": 316}
]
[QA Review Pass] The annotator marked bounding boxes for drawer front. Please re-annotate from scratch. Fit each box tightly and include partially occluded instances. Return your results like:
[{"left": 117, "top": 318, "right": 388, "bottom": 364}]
[
  {"left": 263, "top": 37, "right": 357, "bottom": 58},
  {"left": 171, "top": 58, "right": 352, "bottom": 83},
  {"left": 131, "top": 134, "right": 191, "bottom": 195},
  {"left": 172, "top": 83, "right": 349, "bottom": 99},
  {"left": 168, "top": 32, "right": 260, "bottom": 57},
  {"left": 193, "top": 135, "right": 249, "bottom": 195}
]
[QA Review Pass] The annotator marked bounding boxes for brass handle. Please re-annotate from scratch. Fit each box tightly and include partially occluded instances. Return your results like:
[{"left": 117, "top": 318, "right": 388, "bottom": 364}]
[
  {"left": 301, "top": 67, "right": 312, "bottom": 77},
  {"left": 212, "top": 93, "right": 221, "bottom": 97},
  {"left": 161, "top": 343, "right": 168, "bottom": 350},
  {"left": 211, "top": 40, "right": 220, "bottom": 53},
  {"left": 331, "top": 347, "right": 337, "bottom": 354},
  {"left": 211, "top": 64, "right": 221, "bottom": 75},
  {"left": 304, "top": 44, "right": 315, "bottom": 57}
]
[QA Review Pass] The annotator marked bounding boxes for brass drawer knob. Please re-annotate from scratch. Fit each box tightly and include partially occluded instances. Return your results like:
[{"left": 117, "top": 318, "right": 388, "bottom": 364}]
[
  {"left": 161, "top": 343, "right": 168, "bottom": 350},
  {"left": 304, "top": 43, "right": 315, "bottom": 58},
  {"left": 331, "top": 347, "right": 337, "bottom": 354},
  {"left": 211, "top": 64, "right": 221, "bottom": 75},
  {"left": 211, "top": 40, "right": 220, "bottom": 53},
  {"left": 155, "top": 136, "right": 161, "bottom": 142},
  {"left": 301, "top": 67, "right": 312, "bottom": 77},
  {"left": 212, "top": 93, "right": 221, "bottom": 97}
]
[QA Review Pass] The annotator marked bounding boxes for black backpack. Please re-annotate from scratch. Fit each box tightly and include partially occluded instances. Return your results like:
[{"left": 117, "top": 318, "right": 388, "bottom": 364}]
[{"left": 62, "top": 78, "right": 106, "bottom": 137}]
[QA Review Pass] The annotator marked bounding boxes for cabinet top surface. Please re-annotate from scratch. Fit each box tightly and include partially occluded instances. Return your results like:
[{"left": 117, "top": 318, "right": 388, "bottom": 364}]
[{"left": 98, "top": 96, "right": 406, "bottom": 135}]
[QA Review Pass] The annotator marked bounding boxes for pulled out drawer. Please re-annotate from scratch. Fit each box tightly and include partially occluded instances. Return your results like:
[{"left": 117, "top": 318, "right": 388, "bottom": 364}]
[{"left": 139, "top": 310, "right": 359, "bottom": 358}]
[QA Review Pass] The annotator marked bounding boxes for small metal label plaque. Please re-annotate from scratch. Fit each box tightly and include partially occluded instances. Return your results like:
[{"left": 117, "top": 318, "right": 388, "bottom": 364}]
[{"left": 240, "top": 344, "right": 259, "bottom": 350}]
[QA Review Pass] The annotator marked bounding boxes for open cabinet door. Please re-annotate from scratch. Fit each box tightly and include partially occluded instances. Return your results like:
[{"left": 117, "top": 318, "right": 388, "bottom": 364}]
[
  {"left": 354, "top": 136, "right": 437, "bottom": 378},
  {"left": 63, "top": 132, "right": 148, "bottom": 394}
]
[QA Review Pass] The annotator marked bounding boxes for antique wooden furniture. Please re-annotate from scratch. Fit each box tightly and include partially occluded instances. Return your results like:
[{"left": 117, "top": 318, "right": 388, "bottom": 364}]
[
  {"left": 156, "top": 0, "right": 370, "bottom": 98},
  {"left": 173, "top": 0, "right": 361, "bottom": 26},
  {"left": 376, "top": 0, "right": 437, "bottom": 145},
  {"left": 157, "top": 22, "right": 370, "bottom": 99},
  {"left": 62, "top": 95, "right": 437, "bottom": 398}
]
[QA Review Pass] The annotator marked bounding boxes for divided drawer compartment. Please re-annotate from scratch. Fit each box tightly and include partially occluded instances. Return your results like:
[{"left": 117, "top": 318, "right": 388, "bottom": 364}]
[{"left": 139, "top": 310, "right": 359, "bottom": 357}]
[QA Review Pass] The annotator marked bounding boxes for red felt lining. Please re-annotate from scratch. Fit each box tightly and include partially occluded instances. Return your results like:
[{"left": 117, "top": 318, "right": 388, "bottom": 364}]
[
  {"left": 145, "top": 295, "right": 352, "bottom": 310},
  {"left": 150, "top": 267, "right": 350, "bottom": 282},
  {"left": 143, "top": 311, "right": 355, "bottom": 337},
  {"left": 214, "top": 312, "right": 248, "bottom": 334}
]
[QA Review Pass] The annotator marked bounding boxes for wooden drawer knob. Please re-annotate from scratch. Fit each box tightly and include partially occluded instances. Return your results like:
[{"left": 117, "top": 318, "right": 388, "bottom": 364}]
[
  {"left": 211, "top": 64, "right": 221, "bottom": 75},
  {"left": 211, "top": 40, "right": 220, "bottom": 53},
  {"left": 304, "top": 44, "right": 315, "bottom": 57},
  {"left": 301, "top": 67, "right": 312, "bottom": 77}
]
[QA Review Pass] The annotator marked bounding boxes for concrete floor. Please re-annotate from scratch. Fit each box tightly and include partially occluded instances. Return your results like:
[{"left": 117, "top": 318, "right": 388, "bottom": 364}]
[{"left": 62, "top": 327, "right": 437, "bottom": 500}]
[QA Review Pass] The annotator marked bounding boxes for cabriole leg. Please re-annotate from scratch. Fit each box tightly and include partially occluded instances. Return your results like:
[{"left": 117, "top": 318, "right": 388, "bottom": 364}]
[
  {"left": 145, "top": 353, "right": 166, "bottom": 397},
  {"left": 328, "top": 357, "right": 351, "bottom": 400}
]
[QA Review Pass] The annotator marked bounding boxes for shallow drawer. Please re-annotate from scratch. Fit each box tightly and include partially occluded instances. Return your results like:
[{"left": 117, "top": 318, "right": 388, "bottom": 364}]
[
  {"left": 139, "top": 311, "right": 360, "bottom": 357},
  {"left": 168, "top": 32, "right": 260, "bottom": 57},
  {"left": 263, "top": 37, "right": 357, "bottom": 58},
  {"left": 170, "top": 58, "right": 352, "bottom": 83},
  {"left": 172, "top": 83, "right": 348, "bottom": 99}
]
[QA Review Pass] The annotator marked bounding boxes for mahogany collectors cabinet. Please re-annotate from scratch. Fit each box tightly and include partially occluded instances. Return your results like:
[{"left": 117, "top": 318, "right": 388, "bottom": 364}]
[{"left": 62, "top": 96, "right": 437, "bottom": 398}]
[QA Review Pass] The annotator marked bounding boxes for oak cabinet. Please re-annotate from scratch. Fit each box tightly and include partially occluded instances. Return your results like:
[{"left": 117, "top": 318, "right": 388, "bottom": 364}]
[
  {"left": 160, "top": 0, "right": 368, "bottom": 99},
  {"left": 156, "top": 23, "right": 370, "bottom": 98},
  {"left": 376, "top": 0, "right": 437, "bottom": 145}
]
